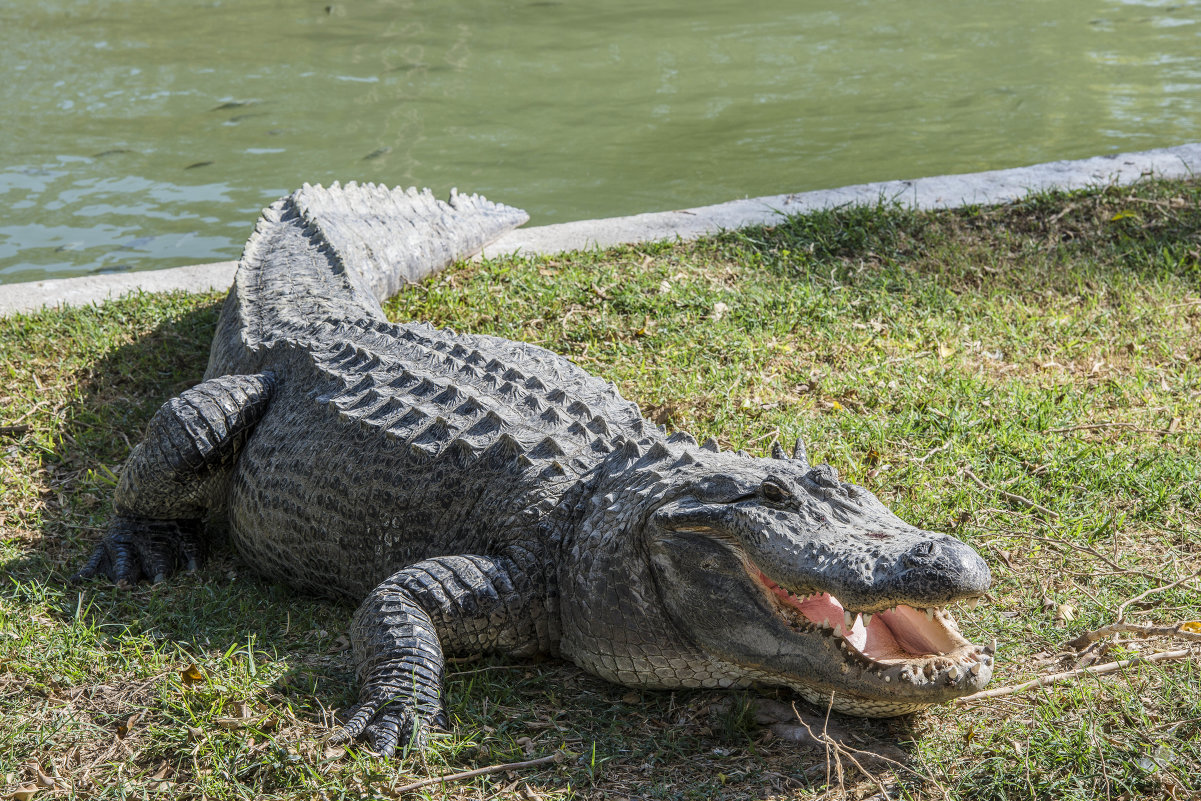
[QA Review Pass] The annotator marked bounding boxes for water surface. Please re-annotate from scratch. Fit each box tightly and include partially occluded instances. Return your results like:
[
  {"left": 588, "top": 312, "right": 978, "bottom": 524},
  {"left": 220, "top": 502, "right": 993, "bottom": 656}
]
[{"left": 2, "top": 0, "right": 1199, "bottom": 283}]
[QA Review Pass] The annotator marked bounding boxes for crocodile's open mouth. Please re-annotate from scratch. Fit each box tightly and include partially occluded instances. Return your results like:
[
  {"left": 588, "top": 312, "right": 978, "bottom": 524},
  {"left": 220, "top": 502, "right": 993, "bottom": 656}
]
[{"left": 753, "top": 569, "right": 993, "bottom": 691}]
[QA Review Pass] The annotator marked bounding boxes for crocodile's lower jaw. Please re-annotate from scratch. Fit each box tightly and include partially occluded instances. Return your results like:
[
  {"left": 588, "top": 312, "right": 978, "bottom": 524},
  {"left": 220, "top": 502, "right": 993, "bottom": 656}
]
[
  {"left": 791, "top": 684, "right": 928, "bottom": 717},
  {"left": 755, "top": 571, "right": 993, "bottom": 713}
]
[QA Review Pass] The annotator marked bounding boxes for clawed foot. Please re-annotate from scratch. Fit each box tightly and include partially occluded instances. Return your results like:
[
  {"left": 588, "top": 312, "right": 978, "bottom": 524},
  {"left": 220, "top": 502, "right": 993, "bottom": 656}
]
[
  {"left": 331, "top": 688, "right": 448, "bottom": 757},
  {"left": 72, "top": 516, "right": 203, "bottom": 585}
]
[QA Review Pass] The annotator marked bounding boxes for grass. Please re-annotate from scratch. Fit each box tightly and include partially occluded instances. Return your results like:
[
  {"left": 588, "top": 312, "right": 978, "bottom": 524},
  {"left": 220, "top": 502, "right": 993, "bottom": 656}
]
[{"left": 1, "top": 178, "right": 1199, "bottom": 799}]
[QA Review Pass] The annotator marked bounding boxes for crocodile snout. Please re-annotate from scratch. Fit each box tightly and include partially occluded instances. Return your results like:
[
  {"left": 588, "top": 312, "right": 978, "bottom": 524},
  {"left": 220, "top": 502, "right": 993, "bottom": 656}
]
[{"left": 896, "top": 535, "right": 991, "bottom": 602}]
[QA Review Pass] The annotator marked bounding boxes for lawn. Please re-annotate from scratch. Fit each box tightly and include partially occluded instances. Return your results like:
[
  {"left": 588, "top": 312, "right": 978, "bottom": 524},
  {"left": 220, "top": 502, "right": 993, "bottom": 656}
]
[{"left": 1, "top": 178, "right": 1199, "bottom": 799}]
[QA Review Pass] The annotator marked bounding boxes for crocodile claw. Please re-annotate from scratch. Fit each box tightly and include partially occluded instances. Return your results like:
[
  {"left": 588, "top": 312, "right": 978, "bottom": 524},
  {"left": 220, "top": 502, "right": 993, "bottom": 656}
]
[
  {"left": 332, "top": 693, "right": 447, "bottom": 758},
  {"left": 72, "top": 516, "right": 203, "bottom": 586}
]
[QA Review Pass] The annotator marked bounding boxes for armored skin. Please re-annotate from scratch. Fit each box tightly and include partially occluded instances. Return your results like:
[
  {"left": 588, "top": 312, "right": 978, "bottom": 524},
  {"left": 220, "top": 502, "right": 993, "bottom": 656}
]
[{"left": 76, "top": 183, "right": 994, "bottom": 756}]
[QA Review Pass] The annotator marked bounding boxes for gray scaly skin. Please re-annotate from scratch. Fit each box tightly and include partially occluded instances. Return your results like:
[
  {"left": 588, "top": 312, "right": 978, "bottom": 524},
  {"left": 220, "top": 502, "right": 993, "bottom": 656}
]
[{"left": 75, "top": 182, "right": 994, "bottom": 756}]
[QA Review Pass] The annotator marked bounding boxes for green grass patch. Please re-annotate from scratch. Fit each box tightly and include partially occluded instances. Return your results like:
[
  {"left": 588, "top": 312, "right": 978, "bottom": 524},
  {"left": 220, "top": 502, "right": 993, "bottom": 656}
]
[{"left": 2, "top": 179, "right": 1199, "bottom": 799}]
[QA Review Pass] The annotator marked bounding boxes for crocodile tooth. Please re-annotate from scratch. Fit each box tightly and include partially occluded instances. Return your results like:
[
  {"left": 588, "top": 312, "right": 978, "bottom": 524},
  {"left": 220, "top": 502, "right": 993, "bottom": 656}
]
[
  {"left": 946, "top": 665, "right": 960, "bottom": 680},
  {"left": 984, "top": 638, "right": 997, "bottom": 656},
  {"left": 883, "top": 675, "right": 890, "bottom": 682},
  {"left": 970, "top": 662, "right": 983, "bottom": 676},
  {"left": 964, "top": 597, "right": 980, "bottom": 609},
  {"left": 844, "top": 610, "right": 855, "bottom": 630},
  {"left": 924, "top": 607, "right": 935, "bottom": 621},
  {"left": 861, "top": 613, "right": 872, "bottom": 626}
]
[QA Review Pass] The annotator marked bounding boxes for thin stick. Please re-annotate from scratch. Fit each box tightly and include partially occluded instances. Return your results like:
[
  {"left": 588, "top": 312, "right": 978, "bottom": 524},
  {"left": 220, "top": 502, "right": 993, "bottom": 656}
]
[
  {"left": 1048, "top": 421, "right": 1197, "bottom": 436},
  {"left": 954, "top": 649, "right": 1192, "bottom": 705},
  {"left": 859, "top": 350, "right": 931, "bottom": 374},
  {"left": 962, "top": 467, "right": 1059, "bottom": 519},
  {"left": 973, "top": 527, "right": 1165, "bottom": 582},
  {"left": 1071, "top": 619, "right": 1201, "bottom": 653},
  {"left": 1067, "top": 621, "right": 1201, "bottom": 650},
  {"left": 391, "top": 753, "right": 561, "bottom": 795},
  {"left": 793, "top": 701, "right": 894, "bottom": 800},
  {"left": 914, "top": 440, "right": 952, "bottom": 465},
  {"left": 4, "top": 400, "right": 48, "bottom": 427},
  {"left": 1116, "top": 570, "right": 1201, "bottom": 623}
]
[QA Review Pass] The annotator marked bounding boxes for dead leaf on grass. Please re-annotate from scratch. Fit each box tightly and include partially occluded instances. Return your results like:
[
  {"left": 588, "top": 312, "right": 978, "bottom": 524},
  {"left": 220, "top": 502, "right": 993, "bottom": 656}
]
[
  {"left": 180, "top": 664, "right": 205, "bottom": 685},
  {"left": 116, "top": 712, "right": 140, "bottom": 739}
]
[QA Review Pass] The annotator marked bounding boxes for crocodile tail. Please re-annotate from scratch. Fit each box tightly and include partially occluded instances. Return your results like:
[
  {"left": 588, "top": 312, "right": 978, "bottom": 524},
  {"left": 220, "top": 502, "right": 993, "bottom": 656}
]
[{"left": 206, "top": 182, "right": 528, "bottom": 379}]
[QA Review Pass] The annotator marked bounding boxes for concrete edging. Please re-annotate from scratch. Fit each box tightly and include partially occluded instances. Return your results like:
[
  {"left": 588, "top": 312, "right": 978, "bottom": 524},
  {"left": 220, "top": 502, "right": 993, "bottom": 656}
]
[{"left": 2, "top": 142, "right": 1199, "bottom": 317}]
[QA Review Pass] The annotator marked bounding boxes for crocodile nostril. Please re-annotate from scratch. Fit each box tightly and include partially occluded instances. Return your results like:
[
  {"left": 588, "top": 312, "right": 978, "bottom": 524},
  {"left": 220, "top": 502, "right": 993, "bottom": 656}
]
[
  {"left": 897, "top": 536, "right": 992, "bottom": 598},
  {"left": 805, "top": 465, "right": 841, "bottom": 488},
  {"left": 901, "top": 540, "right": 938, "bottom": 567}
]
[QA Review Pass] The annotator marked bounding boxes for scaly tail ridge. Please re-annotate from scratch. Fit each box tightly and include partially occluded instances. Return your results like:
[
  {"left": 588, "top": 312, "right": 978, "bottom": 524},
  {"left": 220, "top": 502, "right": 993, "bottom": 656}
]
[{"left": 206, "top": 183, "right": 528, "bottom": 379}]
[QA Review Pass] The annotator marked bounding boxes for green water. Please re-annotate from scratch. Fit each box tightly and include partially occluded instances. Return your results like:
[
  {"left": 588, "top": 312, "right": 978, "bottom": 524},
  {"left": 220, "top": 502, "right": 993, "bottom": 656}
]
[{"left": 2, "top": 0, "right": 1200, "bottom": 283}]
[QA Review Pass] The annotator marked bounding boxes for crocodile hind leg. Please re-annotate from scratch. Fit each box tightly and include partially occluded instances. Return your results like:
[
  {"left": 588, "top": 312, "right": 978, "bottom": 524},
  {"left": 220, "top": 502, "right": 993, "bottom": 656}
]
[
  {"left": 332, "top": 551, "right": 554, "bottom": 756},
  {"left": 74, "top": 372, "right": 276, "bottom": 585}
]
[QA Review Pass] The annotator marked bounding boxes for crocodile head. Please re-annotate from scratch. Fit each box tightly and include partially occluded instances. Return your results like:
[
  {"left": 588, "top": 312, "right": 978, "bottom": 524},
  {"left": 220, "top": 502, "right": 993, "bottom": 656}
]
[{"left": 562, "top": 438, "right": 992, "bottom": 716}]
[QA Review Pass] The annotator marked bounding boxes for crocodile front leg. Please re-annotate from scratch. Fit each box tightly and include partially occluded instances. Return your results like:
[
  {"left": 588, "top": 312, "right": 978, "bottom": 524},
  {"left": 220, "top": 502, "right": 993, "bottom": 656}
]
[
  {"left": 332, "top": 552, "right": 554, "bottom": 756},
  {"left": 74, "top": 372, "right": 275, "bottom": 585}
]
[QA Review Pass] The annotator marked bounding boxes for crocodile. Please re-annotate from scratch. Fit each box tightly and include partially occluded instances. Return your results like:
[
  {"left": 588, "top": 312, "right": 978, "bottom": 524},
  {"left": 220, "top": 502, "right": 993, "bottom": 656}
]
[{"left": 75, "top": 182, "right": 994, "bottom": 756}]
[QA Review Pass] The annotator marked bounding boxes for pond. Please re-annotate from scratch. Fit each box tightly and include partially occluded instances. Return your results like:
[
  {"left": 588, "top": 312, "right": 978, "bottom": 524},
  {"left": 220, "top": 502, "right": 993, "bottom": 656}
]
[{"left": 2, "top": 0, "right": 1200, "bottom": 284}]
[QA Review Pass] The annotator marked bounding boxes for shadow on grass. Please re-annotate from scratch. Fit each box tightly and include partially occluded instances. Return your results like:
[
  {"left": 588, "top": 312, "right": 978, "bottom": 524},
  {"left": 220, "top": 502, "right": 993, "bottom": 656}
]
[{"left": 16, "top": 296, "right": 360, "bottom": 720}]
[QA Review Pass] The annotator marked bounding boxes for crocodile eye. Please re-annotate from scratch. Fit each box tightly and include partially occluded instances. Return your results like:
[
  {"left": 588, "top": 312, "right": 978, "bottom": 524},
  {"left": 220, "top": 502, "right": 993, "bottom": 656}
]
[{"left": 761, "top": 479, "right": 791, "bottom": 504}]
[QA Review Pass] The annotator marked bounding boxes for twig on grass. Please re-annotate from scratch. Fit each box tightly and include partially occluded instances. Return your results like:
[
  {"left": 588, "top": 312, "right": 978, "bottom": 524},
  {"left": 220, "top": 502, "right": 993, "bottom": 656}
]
[
  {"left": 1114, "top": 570, "right": 1201, "bottom": 623},
  {"left": 764, "top": 699, "right": 941, "bottom": 797},
  {"left": 859, "top": 350, "right": 931, "bottom": 375},
  {"left": 954, "top": 648, "right": 1193, "bottom": 706},
  {"left": 391, "top": 753, "right": 562, "bottom": 795},
  {"left": 3, "top": 400, "right": 49, "bottom": 429},
  {"left": 1048, "top": 421, "right": 1197, "bottom": 436},
  {"left": 962, "top": 467, "right": 1059, "bottom": 519},
  {"left": 1067, "top": 621, "right": 1201, "bottom": 651},
  {"left": 913, "top": 440, "right": 952, "bottom": 465},
  {"left": 972, "top": 527, "right": 1170, "bottom": 584},
  {"left": 807, "top": 699, "right": 893, "bottom": 801}
]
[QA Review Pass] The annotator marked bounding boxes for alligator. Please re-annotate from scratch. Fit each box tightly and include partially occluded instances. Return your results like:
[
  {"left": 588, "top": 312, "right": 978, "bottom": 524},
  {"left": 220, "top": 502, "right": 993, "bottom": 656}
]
[{"left": 75, "top": 182, "right": 994, "bottom": 756}]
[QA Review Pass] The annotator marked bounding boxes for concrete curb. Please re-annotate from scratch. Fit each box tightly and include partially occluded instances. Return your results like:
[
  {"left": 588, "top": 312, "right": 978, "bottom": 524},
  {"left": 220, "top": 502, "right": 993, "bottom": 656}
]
[{"left": 3, "top": 142, "right": 1199, "bottom": 316}]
